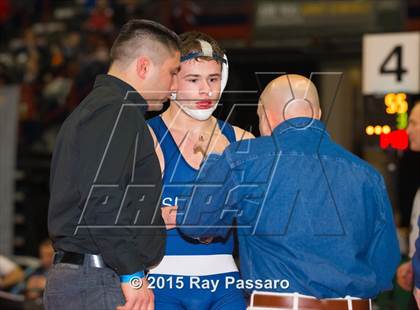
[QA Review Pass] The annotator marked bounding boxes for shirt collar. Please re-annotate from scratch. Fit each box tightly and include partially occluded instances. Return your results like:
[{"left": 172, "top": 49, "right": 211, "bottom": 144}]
[
  {"left": 93, "top": 74, "right": 148, "bottom": 114},
  {"left": 272, "top": 117, "right": 329, "bottom": 137}
]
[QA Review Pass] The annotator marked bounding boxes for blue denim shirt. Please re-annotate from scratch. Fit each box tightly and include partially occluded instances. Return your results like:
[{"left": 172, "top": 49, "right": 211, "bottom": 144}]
[{"left": 178, "top": 117, "right": 400, "bottom": 298}]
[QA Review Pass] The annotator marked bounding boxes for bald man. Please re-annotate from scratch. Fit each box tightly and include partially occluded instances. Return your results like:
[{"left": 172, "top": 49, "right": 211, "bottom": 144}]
[{"left": 176, "top": 75, "right": 400, "bottom": 309}]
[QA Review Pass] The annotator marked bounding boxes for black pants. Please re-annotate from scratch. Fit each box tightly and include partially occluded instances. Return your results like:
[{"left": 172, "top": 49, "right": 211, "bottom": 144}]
[{"left": 44, "top": 263, "right": 125, "bottom": 310}]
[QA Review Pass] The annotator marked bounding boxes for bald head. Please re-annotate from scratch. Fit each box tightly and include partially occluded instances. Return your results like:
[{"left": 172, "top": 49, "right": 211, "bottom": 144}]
[{"left": 257, "top": 74, "right": 321, "bottom": 135}]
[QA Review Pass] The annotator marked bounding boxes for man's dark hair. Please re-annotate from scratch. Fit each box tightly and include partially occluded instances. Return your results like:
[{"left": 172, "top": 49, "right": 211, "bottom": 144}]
[{"left": 110, "top": 19, "right": 180, "bottom": 66}]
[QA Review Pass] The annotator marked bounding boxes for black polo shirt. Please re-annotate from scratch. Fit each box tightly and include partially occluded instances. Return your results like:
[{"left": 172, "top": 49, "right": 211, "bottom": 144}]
[{"left": 48, "top": 74, "right": 165, "bottom": 275}]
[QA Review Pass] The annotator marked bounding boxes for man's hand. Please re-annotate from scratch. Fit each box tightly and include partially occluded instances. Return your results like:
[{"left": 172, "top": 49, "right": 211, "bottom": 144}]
[
  {"left": 25, "top": 275, "right": 47, "bottom": 300},
  {"left": 397, "top": 261, "right": 414, "bottom": 291},
  {"left": 161, "top": 206, "right": 177, "bottom": 230},
  {"left": 193, "top": 131, "right": 229, "bottom": 157},
  {"left": 117, "top": 277, "right": 154, "bottom": 310},
  {"left": 198, "top": 237, "right": 214, "bottom": 244}
]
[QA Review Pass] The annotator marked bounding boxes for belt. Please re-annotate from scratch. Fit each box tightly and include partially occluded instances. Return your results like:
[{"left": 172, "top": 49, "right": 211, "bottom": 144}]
[
  {"left": 53, "top": 251, "right": 106, "bottom": 268},
  {"left": 251, "top": 293, "right": 371, "bottom": 310}
]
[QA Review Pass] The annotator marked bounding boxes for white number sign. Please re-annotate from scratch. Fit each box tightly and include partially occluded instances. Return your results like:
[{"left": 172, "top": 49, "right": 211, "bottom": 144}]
[{"left": 363, "top": 32, "right": 420, "bottom": 94}]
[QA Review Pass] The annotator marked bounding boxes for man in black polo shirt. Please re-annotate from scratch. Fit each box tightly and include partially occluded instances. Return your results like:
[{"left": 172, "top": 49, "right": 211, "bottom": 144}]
[{"left": 45, "top": 20, "right": 180, "bottom": 310}]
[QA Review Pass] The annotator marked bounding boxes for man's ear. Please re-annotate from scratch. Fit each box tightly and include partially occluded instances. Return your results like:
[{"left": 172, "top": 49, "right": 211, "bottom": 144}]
[
  {"left": 136, "top": 56, "right": 150, "bottom": 80},
  {"left": 266, "top": 112, "right": 276, "bottom": 134}
]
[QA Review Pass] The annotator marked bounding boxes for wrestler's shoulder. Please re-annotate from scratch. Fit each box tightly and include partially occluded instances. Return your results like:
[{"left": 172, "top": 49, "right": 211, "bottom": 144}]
[{"left": 232, "top": 125, "right": 255, "bottom": 141}]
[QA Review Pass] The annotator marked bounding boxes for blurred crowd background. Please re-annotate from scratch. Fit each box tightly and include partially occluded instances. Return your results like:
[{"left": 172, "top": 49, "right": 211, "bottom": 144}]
[{"left": 0, "top": 0, "right": 420, "bottom": 309}]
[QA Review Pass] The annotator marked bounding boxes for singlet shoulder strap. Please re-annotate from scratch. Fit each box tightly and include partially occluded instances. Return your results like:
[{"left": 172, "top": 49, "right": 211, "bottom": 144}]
[
  {"left": 146, "top": 116, "right": 179, "bottom": 165},
  {"left": 217, "top": 119, "right": 237, "bottom": 143}
]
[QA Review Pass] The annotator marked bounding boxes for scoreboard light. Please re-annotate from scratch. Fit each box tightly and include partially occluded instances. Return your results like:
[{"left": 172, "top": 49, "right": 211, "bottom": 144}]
[
  {"left": 365, "top": 92, "right": 409, "bottom": 150},
  {"left": 365, "top": 125, "right": 391, "bottom": 136},
  {"left": 365, "top": 126, "right": 374, "bottom": 135},
  {"left": 380, "top": 130, "right": 409, "bottom": 150},
  {"left": 384, "top": 93, "right": 408, "bottom": 114},
  {"left": 396, "top": 112, "right": 408, "bottom": 129},
  {"left": 382, "top": 125, "right": 391, "bottom": 134}
]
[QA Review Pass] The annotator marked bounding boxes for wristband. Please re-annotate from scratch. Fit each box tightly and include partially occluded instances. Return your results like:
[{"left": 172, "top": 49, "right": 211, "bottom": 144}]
[{"left": 119, "top": 270, "right": 145, "bottom": 283}]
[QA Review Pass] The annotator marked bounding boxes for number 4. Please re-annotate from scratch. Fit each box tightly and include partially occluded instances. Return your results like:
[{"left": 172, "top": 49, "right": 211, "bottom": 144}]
[{"left": 380, "top": 45, "right": 408, "bottom": 82}]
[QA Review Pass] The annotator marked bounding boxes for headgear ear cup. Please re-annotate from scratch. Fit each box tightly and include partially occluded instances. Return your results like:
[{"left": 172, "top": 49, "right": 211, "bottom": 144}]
[{"left": 221, "top": 54, "right": 229, "bottom": 93}]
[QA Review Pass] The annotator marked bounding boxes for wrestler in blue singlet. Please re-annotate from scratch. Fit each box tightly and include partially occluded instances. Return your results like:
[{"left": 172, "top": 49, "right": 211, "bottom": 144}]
[{"left": 147, "top": 116, "right": 246, "bottom": 310}]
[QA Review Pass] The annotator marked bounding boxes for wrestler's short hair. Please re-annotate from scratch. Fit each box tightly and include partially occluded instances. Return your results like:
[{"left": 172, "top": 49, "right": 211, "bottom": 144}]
[
  {"left": 110, "top": 19, "right": 180, "bottom": 66},
  {"left": 179, "top": 31, "right": 225, "bottom": 64}
]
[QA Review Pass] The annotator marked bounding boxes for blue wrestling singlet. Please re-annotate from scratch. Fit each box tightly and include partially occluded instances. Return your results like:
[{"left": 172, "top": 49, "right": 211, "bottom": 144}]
[{"left": 147, "top": 116, "right": 246, "bottom": 310}]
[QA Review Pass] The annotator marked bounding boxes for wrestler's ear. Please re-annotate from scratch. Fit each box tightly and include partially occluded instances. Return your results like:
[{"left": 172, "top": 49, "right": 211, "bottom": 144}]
[{"left": 136, "top": 56, "right": 150, "bottom": 80}]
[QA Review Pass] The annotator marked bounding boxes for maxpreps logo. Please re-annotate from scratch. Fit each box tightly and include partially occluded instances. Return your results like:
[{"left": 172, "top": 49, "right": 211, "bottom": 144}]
[{"left": 74, "top": 72, "right": 345, "bottom": 237}]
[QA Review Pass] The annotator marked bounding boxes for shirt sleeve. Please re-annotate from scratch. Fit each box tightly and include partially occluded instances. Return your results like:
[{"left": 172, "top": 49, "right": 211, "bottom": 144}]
[
  {"left": 76, "top": 104, "right": 165, "bottom": 275},
  {"left": 367, "top": 175, "right": 401, "bottom": 292},
  {"left": 177, "top": 152, "right": 239, "bottom": 239}
]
